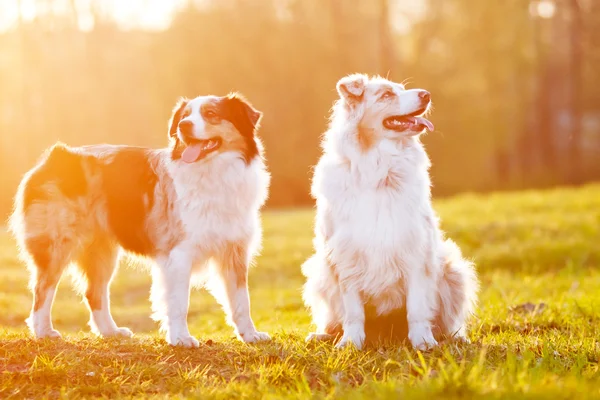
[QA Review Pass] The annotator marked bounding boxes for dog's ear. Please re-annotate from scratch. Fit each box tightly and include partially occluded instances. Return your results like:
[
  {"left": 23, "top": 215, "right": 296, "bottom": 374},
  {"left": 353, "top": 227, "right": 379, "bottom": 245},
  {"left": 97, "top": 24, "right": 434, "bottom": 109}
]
[
  {"left": 168, "top": 97, "right": 189, "bottom": 141},
  {"left": 337, "top": 74, "right": 367, "bottom": 106},
  {"left": 222, "top": 92, "right": 263, "bottom": 138}
]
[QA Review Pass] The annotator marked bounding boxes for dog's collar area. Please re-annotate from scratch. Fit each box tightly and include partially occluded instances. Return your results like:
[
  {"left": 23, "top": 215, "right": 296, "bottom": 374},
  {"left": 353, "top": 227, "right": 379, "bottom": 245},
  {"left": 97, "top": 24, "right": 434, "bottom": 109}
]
[{"left": 181, "top": 137, "right": 222, "bottom": 163}]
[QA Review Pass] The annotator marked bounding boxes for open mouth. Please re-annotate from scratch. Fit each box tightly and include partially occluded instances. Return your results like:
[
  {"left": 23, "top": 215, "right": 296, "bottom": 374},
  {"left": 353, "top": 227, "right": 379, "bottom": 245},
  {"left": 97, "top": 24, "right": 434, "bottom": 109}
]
[
  {"left": 181, "top": 137, "right": 222, "bottom": 163},
  {"left": 383, "top": 107, "right": 434, "bottom": 134}
]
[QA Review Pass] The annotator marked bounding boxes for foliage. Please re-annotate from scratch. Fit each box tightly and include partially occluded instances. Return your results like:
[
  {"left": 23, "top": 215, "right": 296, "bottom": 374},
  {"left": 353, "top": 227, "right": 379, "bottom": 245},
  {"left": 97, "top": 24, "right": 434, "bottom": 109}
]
[{"left": 1, "top": 0, "right": 600, "bottom": 217}]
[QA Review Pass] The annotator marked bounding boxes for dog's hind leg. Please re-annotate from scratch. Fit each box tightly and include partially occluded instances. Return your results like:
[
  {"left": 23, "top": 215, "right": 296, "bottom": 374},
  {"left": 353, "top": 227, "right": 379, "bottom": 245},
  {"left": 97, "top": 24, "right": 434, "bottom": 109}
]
[
  {"left": 436, "top": 239, "right": 479, "bottom": 342},
  {"left": 77, "top": 236, "right": 132, "bottom": 337},
  {"left": 24, "top": 235, "right": 73, "bottom": 339}
]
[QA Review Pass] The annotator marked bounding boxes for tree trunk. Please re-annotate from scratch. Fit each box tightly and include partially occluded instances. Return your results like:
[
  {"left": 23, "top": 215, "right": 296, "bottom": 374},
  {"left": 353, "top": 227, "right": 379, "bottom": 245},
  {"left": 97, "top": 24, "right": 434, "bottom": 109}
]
[{"left": 567, "top": 0, "right": 583, "bottom": 183}]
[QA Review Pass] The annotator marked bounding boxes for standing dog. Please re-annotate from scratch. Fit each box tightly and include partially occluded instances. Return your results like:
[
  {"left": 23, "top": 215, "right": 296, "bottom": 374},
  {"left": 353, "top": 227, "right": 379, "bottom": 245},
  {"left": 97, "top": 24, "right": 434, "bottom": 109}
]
[
  {"left": 9, "top": 93, "right": 271, "bottom": 347},
  {"left": 302, "top": 74, "right": 478, "bottom": 350}
]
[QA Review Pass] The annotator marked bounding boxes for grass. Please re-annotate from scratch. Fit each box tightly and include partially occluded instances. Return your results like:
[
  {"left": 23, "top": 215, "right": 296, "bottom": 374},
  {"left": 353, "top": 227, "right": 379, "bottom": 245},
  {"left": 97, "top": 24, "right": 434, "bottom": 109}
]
[{"left": 1, "top": 184, "right": 600, "bottom": 399}]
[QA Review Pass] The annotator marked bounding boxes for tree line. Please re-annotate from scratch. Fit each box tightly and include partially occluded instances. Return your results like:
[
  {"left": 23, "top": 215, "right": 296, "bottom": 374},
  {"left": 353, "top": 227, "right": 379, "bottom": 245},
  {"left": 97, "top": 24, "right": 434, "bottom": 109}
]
[{"left": 0, "top": 0, "right": 598, "bottom": 217}]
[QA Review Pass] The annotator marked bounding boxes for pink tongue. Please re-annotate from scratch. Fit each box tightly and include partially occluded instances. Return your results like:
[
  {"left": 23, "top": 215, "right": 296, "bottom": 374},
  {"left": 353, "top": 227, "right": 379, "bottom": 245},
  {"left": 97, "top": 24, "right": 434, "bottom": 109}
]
[
  {"left": 181, "top": 144, "right": 203, "bottom": 163},
  {"left": 412, "top": 117, "right": 434, "bottom": 131}
]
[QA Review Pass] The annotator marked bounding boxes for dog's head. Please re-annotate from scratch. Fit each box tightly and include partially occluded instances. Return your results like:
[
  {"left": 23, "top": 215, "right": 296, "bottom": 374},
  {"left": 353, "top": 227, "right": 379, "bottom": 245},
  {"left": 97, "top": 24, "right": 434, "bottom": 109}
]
[
  {"left": 168, "top": 93, "right": 262, "bottom": 164},
  {"left": 334, "top": 74, "right": 434, "bottom": 149}
]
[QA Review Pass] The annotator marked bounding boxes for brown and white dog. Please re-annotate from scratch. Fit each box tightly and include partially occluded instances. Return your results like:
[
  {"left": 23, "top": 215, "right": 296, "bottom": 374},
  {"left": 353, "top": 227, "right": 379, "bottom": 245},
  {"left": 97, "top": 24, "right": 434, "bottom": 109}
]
[{"left": 9, "top": 93, "right": 271, "bottom": 347}]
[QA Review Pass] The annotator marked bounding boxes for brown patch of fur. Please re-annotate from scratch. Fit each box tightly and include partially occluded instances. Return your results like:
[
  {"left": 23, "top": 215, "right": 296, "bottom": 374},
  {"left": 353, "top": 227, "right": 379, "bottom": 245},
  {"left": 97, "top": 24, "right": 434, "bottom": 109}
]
[
  {"left": 11, "top": 143, "right": 183, "bottom": 329},
  {"left": 22, "top": 143, "right": 89, "bottom": 211},
  {"left": 364, "top": 307, "right": 409, "bottom": 345},
  {"left": 219, "top": 242, "right": 249, "bottom": 287},
  {"left": 200, "top": 100, "right": 222, "bottom": 124},
  {"left": 146, "top": 154, "right": 184, "bottom": 254},
  {"left": 357, "top": 123, "right": 376, "bottom": 152},
  {"left": 424, "top": 263, "right": 432, "bottom": 277},
  {"left": 168, "top": 98, "right": 189, "bottom": 140},
  {"left": 373, "top": 84, "right": 394, "bottom": 97},
  {"left": 32, "top": 271, "right": 61, "bottom": 311},
  {"left": 13, "top": 148, "right": 101, "bottom": 313},
  {"left": 216, "top": 127, "right": 250, "bottom": 160},
  {"left": 168, "top": 98, "right": 190, "bottom": 160},
  {"left": 23, "top": 235, "right": 62, "bottom": 312},
  {"left": 25, "top": 229, "right": 77, "bottom": 312},
  {"left": 24, "top": 236, "right": 51, "bottom": 278},
  {"left": 77, "top": 236, "right": 119, "bottom": 311}
]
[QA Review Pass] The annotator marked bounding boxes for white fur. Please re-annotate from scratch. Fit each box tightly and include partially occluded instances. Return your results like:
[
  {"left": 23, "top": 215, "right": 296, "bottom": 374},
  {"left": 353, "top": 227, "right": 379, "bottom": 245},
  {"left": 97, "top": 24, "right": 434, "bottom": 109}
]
[
  {"left": 178, "top": 96, "right": 213, "bottom": 140},
  {"left": 150, "top": 148, "right": 270, "bottom": 347},
  {"left": 302, "top": 74, "right": 479, "bottom": 350}
]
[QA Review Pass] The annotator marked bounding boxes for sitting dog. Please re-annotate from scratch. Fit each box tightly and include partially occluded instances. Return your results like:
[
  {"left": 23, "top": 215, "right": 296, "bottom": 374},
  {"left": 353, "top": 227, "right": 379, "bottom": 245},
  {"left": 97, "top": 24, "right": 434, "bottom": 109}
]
[
  {"left": 9, "top": 93, "right": 271, "bottom": 347},
  {"left": 302, "top": 74, "right": 479, "bottom": 350}
]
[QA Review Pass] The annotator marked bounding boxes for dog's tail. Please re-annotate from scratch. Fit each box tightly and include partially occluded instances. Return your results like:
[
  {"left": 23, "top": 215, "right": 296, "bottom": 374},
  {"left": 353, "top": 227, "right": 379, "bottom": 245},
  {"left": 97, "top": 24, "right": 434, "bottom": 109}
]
[{"left": 436, "top": 238, "right": 479, "bottom": 339}]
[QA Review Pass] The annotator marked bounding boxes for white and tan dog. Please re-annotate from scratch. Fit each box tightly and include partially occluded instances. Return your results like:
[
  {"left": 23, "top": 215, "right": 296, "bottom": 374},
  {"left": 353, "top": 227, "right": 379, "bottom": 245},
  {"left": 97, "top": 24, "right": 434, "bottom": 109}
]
[
  {"left": 302, "top": 74, "right": 478, "bottom": 350},
  {"left": 9, "top": 93, "right": 271, "bottom": 347}
]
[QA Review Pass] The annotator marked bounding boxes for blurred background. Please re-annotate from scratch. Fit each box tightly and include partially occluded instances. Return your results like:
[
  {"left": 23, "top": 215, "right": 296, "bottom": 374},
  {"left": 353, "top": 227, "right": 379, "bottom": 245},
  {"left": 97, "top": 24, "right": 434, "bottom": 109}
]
[{"left": 0, "top": 0, "right": 599, "bottom": 217}]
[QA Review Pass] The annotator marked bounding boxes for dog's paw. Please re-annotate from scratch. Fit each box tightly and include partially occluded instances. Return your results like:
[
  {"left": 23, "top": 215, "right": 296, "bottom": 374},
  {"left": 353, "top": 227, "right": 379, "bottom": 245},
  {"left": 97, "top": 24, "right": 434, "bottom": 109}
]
[
  {"left": 306, "top": 332, "right": 335, "bottom": 342},
  {"left": 103, "top": 327, "right": 134, "bottom": 338},
  {"left": 409, "top": 323, "right": 438, "bottom": 351},
  {"left": 334, "top": 333, "right": 364, "bottom": 350},
  {"left": 240, "top": 330, "right": 271, "bottom": 343},
  {"left": 35, "top": 329, "right": 62, "bottom": 339},
  {"left": 166, "top": 333, "right": 200, "bottom": 348}
]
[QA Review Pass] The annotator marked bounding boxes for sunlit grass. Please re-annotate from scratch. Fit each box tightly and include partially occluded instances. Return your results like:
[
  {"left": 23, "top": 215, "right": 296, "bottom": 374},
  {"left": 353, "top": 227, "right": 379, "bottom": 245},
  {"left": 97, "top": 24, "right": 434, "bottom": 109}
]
[{"left": 1, "top": 184, "right": 599, "bottom": 399}]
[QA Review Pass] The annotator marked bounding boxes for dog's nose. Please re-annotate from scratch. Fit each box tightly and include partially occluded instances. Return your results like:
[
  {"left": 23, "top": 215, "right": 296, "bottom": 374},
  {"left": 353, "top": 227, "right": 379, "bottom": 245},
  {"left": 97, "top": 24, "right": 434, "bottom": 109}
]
[
  {"left": 178, "top": 120, "right": 193, "bottom": 135},
  {"left": 418, "top": 91, "right": 431, "bottom": 103}
]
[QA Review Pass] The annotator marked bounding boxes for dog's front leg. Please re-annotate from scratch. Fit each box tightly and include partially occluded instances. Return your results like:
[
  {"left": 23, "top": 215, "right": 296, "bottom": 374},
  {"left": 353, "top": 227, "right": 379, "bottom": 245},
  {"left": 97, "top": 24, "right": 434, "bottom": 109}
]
[
  {"left": 214, "top": 242, "right": 270, "bottom": 343},
  {"left": 335, "top": 283, "right": 365, "bottom": 349},
  {"left": 406, "top": 261, "right": 439, "bottom": 351},
  {"left": 152, "top": 247, "right": 198, "bottom": 348}
]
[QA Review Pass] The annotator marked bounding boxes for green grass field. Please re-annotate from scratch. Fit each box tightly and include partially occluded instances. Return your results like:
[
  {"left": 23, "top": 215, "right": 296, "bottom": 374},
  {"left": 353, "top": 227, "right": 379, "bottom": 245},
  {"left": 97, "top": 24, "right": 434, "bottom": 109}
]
[{"left": 1, "top": 185, "right": 599, "bottom": 399}]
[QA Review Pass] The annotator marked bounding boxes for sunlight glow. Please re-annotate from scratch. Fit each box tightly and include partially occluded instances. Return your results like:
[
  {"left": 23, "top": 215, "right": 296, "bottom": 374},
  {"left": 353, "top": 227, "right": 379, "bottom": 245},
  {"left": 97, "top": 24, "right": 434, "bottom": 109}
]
[
  {"left": 100, "top": 0, "right": 183, "bottom": 30},
  {"left": 529, "top": 0, "right": 556, "bottom": 19},
  {"left": 0, "top": 0, "right": 185, "bottom": 31}
]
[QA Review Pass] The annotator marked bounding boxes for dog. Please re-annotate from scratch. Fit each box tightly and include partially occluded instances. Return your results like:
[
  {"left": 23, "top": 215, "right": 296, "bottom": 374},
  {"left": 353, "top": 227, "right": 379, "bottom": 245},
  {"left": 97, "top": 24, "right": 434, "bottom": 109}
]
[
  {"left": 9, "top": 93, "right": 271, "bottom": 347},
  {"left": 302, "top": 74, "right": 479, "bottom": 350}
]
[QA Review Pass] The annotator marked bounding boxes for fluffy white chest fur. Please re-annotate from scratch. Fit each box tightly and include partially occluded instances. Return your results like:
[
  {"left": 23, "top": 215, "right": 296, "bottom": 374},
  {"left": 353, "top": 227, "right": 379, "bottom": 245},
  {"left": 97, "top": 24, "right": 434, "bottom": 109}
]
[
  {"left": 313, "top": 137, "right": 437, "bottom": 311},
  {"left": 167, "top": 153, "right": 269, "bottom": 261}
]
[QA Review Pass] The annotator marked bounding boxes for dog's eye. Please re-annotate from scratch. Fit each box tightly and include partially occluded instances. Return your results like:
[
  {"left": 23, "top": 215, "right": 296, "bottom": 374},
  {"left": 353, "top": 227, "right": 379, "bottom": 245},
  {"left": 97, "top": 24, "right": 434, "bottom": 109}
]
[
  {"left": 205, "top": 110, "right": 217, "bottom": 118},
  {"left": 381, "top": 91, "right": 395, "bottom": 100}
]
